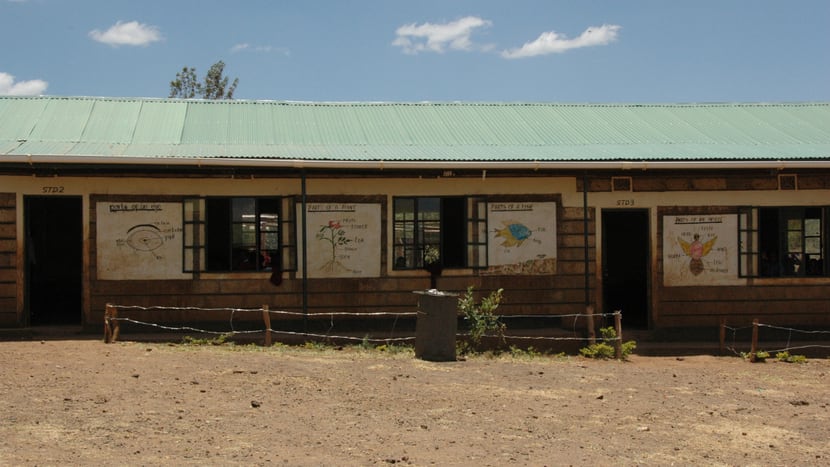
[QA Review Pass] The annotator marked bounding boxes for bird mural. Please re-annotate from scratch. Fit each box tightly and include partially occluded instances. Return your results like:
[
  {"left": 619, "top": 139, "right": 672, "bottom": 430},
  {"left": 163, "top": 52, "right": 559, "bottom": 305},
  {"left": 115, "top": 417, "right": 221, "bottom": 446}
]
[
  {"left": 495, "top": 221, "right": 533, "bottom": 247},
  {"left": 677, "top": 233, "right": 717, "bottom": 275}
]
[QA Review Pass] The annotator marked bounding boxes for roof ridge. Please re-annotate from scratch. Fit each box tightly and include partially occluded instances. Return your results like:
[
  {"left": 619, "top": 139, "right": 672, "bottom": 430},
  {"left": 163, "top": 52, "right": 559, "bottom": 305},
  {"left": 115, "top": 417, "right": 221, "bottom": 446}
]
[{"left": 1, "top": 96, "right": 827, "bottom": 108}]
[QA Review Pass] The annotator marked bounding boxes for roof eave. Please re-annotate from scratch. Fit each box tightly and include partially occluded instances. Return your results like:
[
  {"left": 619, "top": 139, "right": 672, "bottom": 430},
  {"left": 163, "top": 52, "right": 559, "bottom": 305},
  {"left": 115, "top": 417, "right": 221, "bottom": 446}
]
[{"left": 4, "top": 154, "right": 830, "bottom": 171}]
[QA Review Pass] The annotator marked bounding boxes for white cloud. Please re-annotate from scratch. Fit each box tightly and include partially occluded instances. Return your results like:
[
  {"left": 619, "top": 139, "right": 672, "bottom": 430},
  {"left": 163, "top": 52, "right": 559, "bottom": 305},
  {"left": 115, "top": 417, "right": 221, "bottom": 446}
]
[
  {"left": 393, "top": 16, "right": 492, "bottom": 54},
  {"left": 88, "top": 20, "right": 162, "bottom": 47},
  {"left": 0, "top": 72, "right": 48, "bottom": 96},
  {"left": 231, "top": 43, "right": 290, "bottom": 55},
  {"left": 502, "top": 24, "right": 621, "bottom": 59}
]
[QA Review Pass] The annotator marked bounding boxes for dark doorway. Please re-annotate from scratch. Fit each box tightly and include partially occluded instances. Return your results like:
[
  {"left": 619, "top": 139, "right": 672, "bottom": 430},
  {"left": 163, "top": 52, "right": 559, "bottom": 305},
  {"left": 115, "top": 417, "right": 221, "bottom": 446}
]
[
  {"left": 25, "top": 197, "right": 83, "bottom": 325},
  {"left": 602, "top": 210, "right": 649, "bottom": 328},
  {"left": 440, "top": 197, "right": 466, "bottom": 268}
]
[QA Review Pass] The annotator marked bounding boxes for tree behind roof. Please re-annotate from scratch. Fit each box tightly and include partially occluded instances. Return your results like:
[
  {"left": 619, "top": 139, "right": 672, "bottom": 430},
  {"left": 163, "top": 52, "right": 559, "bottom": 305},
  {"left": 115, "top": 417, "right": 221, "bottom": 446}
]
[{"left": 169, "top": 61, "right": 238, "bottom": 99}]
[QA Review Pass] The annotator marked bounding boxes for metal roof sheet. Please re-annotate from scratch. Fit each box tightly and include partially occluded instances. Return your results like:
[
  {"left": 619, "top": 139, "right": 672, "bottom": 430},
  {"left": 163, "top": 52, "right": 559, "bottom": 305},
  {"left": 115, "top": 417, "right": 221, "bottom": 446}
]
[{"left": 1, "top": 96, "right": 828, "bottom": 165}]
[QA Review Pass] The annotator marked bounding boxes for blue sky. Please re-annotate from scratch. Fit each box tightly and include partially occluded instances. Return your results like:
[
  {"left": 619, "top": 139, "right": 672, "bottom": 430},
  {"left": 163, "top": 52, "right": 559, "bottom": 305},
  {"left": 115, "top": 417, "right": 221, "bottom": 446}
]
[{"left": 1, "top": 0, "right": 828, "bottom": 103}]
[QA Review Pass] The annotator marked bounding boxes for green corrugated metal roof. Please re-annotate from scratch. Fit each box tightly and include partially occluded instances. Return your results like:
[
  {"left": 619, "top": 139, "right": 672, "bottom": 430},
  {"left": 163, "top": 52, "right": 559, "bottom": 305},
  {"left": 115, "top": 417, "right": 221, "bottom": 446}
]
[{"left": 1, "top": 96, "right": 828, "bottom": 164}]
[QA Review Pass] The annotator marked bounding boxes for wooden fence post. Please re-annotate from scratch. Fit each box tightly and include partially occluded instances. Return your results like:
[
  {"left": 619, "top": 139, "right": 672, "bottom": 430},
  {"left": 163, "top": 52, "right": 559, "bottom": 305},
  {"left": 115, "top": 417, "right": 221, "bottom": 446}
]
[
  {"left": 719, "top": 317, "right": 726, "bottom": 355},
  {"left": 104, "top": 304, "right": 112, "bottom": 343},
  {"left": 262, "top": 305, "right": 272, "bottom": 346},
  {"left": 614, "top": 311, "right": 623, "bottom": 360},
  {"left": 104, "top": 304, "right": 119, "bottom": 343},
  {"left": 585, "top": 305, "right": 596, "bottom": 345},
  {"left": 750, "top": 319, "right": 759, "bottom": 362}
]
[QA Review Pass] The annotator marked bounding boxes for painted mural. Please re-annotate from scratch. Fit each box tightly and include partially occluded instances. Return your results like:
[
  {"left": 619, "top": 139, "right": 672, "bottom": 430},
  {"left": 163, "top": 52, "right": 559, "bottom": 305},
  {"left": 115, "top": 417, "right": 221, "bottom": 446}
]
[
  {"left": 485, "top": 202, "right": 557, "bottom": 275},
  {"left": 96, "top": 202, "right": 186, "bottom": 280},
  {"left": 298, "top": 203, "right": 380, "bottom": 278},
  {"left": 663, "top": 214, "right": 741, "bottom": 286}
]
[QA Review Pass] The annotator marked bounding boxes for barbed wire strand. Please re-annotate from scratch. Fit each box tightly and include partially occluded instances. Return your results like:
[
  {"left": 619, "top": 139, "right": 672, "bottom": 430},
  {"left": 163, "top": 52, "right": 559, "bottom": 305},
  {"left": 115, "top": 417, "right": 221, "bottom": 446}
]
[
  {"left": 112, "top": 304, "right": 421, "bottom": 319},
  {"left": 111, "top": 317, "right": 416, "bottom": 344},
  {"left": 111, "top": 315, "right": 619, "bottom": 344},
  {"left": 757, "top": 323, "right": 830, "bottom": 335},
  {"left": 458, "top": 332, "right": 619, "bottom": 342},
  {"left": 505, "top": 313, "right": 620, "bottom": 319},
  {"left": 766, "top": 344, "right": 830, "bottom": 353},
  {"left": 115, "top": 305, "right": 262, "bottom": 313},
  {"left": 112, "top": 303, "right": 620, "bottom": 321}
]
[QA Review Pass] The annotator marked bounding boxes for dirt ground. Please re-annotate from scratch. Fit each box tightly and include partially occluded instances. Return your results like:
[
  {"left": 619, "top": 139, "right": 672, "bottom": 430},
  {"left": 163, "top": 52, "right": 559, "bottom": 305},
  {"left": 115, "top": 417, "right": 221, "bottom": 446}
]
[{"left": 0, "top": 335, "right": 828, "bottom": 466}]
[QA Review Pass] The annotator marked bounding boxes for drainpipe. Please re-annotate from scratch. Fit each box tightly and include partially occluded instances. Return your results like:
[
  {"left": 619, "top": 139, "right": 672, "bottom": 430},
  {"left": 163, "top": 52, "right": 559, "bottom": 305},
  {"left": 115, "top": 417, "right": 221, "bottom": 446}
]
[
  {"left": 583, "top": 172, "right": 590, "bottom": 309},
  {"left": 301, "top": 169, "right": 308, "bottom": 332}
]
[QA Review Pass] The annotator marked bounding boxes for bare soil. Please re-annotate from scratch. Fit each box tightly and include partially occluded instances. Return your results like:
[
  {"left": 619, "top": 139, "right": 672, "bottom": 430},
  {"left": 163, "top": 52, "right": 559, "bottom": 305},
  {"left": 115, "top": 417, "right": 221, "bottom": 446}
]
[{"left": 0, "top": 337, "right": 828, "bottom": 466}]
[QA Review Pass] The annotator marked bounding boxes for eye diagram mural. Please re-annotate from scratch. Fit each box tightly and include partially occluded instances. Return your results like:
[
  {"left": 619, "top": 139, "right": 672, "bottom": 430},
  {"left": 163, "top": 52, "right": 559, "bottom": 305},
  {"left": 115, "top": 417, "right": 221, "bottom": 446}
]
[
  {"left": 97, "top": 202, "right": 185, "bottom": 280},
  {"left": 663, "top": 214, "right": 740, "bottom": 286},
  {"left": 124, "top": 224, "right": 166, "bottom": 258},
  {"left": 486, "top": 202, "right": 557, "bottom": 275},
  {"left": 298, "top": 203, "right": 381, "bottom": 278}
]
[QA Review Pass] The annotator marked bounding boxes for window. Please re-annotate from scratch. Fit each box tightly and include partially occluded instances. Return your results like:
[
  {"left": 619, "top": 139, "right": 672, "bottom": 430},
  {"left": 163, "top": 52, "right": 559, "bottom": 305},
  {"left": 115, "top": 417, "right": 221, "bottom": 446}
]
[
  {"left": 184, "top": 197, "right": 296, "bottom": 273},
  {"left": 739, "top": 207, "right": 827, "bottom": 277},
  {"left": 393, "top": 197, "right": 485, "bottom": 270}
]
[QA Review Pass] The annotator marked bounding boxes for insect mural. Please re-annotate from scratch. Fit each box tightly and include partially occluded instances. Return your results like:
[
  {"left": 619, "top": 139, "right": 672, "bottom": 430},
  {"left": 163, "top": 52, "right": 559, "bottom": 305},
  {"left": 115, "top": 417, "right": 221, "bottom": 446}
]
[
  {"left": 677, "top": 233, "right": 718, "bottom": 275},
  {"left": 662, "top": 214, "right": 739, "bottom": 287}
]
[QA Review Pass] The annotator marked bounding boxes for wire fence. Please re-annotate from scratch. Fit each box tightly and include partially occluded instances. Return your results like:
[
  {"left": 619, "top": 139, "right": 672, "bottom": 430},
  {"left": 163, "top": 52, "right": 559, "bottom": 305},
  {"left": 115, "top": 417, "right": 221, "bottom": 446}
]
[
  {"left": 102, "top": 303, "right": 623, "bottom": 349},
  {"left": 104, "top": 304, "right": 830, "bottom": 361},
  {"left": 720, "top": 318, "right": 830, "bottom": 358},
  {"left": 104, "top": 304, "right": 419, "bottom": 346}
]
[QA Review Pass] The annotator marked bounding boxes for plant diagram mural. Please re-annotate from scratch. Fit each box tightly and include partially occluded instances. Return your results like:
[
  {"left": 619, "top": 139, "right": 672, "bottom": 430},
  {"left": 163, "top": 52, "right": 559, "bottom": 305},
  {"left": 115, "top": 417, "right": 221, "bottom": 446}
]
[
  {"left": 300, "top": 203, "right": 381, "bottom": 278},
  {"left": 317, "top": 220, "right": 353, "bottom": 274}
]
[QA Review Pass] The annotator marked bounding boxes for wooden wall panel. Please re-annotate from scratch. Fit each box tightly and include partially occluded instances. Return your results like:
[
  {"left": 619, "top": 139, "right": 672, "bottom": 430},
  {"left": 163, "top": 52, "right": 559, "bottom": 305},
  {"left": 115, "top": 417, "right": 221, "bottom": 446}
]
[{"left": 0, "top": 194, "right": 16, "bottom": 324}]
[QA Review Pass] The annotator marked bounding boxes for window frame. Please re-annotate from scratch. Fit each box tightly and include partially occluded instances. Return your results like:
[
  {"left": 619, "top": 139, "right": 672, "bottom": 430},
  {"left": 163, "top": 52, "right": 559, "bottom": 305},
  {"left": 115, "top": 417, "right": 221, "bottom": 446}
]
[
  {"left": 392, "top": 196, "right": 486, "bottom": 271},
  {"left": 739, "top": 206, "right": 828, "bottom": 278},
  {"left": 183, "top": 196, "right": 297, "bottom": 273}
]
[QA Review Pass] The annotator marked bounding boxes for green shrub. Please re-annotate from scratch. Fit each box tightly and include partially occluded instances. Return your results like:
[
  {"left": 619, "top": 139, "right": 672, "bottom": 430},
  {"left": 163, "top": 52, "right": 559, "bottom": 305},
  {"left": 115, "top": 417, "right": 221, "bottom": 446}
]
[
  {"left": 302, "top": 340, "right": 328, "bottom": 351},
  {"left": 579, "top": 326, "right": 636, "bottom": 360},
  {"left": 374, "top": 343, "right": 413, "bottom": 355},
  {"left": 776, "top": 351, "right": 807, "bottom": 363},
  {"left": 458, "top": 286, "right": 506, "bottom": 353},
  {"left": 508, "top": 345, "right": 544, "bottom": 358},
  {"left": 741, "top": 350, "right": 770, "bottom": 362},
  {"left": 579, "top": 341, "right": 616, "bottom": 359},
  {"left": 181, "top": 333, "right": 232, "bottom": 346}
]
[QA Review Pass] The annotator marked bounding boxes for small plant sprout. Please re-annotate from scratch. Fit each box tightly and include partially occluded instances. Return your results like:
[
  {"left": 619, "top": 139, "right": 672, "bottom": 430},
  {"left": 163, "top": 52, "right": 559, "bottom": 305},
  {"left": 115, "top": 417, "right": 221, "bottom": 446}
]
[
  {"left": 181, "top": 333, "right": 232, "bottom": 346},
  {"left": 457, "top": 286, "right": 506, "bottom": 354},
  {"left": 579, "top": 326, "right": 636, "bottom": 360},
  {"left": 423, "top": 245, "right": 443, "bottom": 288},
  {"left": 424, "top": 245, "right": 440, "bottom": 265},
  {"left": 776, "top": 351, "right": 807, "bottom": 363},
  {"left": 741, "top": 350, "right": 770, "bottom": 362}
]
